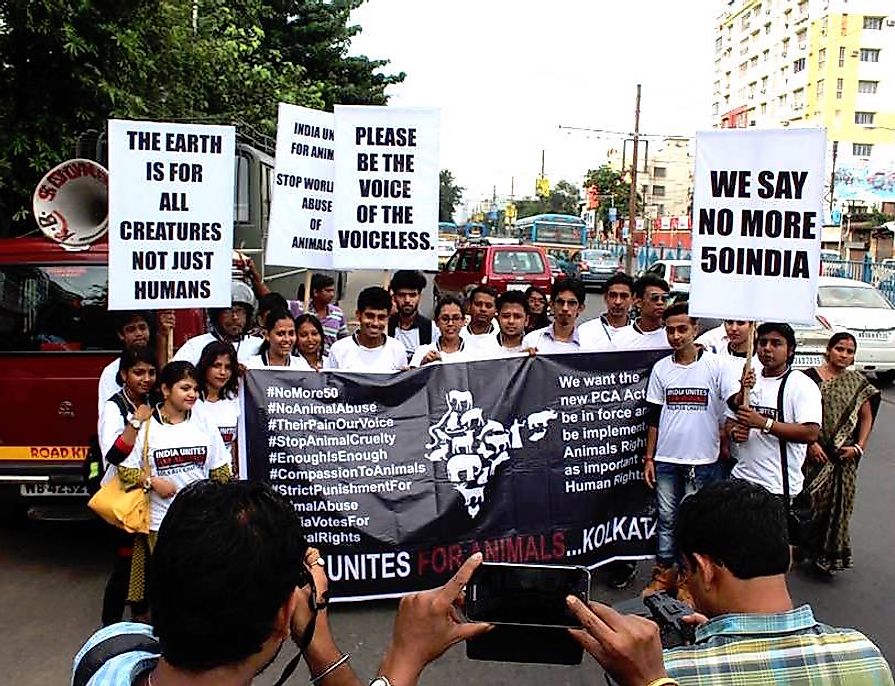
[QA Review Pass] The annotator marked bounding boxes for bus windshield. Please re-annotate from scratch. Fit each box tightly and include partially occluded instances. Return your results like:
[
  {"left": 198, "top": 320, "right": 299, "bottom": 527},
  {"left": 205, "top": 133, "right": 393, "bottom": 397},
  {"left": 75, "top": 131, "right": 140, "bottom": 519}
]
[{"left": 516, "top": 214, "right": 586, "bottom": 247}]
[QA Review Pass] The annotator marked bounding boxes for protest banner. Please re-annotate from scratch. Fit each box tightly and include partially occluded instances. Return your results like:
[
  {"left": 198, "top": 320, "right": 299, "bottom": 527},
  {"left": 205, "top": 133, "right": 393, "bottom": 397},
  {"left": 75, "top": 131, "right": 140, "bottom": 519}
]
[
  {"left": 332, "top": 106, "right": 439, "bottom": 271},
  {"left": 107, "top": 120, "right": 235, "bottom": 310},
  {"left": 244, "top": 351, "right": 664, "bottom": 600},
  {"left": 689, "top": 128, "right": 825, "bottom": 324},
  {"left": 265, "top": 104, "right": 335, "bottom": 269}
]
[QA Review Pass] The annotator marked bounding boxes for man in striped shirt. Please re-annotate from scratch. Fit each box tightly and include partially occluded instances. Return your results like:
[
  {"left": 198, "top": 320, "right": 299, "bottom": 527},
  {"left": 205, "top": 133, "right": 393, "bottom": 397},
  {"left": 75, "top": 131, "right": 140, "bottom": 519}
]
[{"left": 568, "top": 480, "right": 892, "bottom": 686}]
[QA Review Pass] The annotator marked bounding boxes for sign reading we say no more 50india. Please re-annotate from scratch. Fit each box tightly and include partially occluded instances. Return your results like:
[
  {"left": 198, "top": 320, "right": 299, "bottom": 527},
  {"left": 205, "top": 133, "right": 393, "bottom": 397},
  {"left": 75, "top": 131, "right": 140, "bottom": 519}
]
[
  {"left": 689, "top": 128, "right": 824, "bottom": 325},
  {"left": 108, "top": 119, "right": 235, "bottom": 310}
]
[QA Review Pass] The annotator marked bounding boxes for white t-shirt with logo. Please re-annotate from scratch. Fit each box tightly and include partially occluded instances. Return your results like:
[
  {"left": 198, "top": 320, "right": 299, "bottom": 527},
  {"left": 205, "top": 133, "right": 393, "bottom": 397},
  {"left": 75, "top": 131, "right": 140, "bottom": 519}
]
[
  {"left": 194, "top": 396, "right": 240, "bottom": 476},
  {"left": 646, "top": 351, "right": 739, "bottom": 465},
  {"left": 122, "top": 411, "right": 230, "bottom": 531},
  {"left": 612, "top": 322, "right": 671, "bottom": 350},
  {"left": 324, "top": 335, "right": 407, "bottom": 373},
  {"left": 728, "top": 369, "right": 822, "bottom": 495}
]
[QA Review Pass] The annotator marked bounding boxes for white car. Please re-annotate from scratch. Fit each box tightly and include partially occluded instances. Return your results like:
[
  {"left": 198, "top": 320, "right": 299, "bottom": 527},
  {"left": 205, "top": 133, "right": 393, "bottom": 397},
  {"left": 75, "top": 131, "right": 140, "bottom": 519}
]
[
  {"left": 816, "top": 276, "right": 895, "bottom": 384},
  {"left": 641, "top": 259, "right": 691, "bottom": 295}
]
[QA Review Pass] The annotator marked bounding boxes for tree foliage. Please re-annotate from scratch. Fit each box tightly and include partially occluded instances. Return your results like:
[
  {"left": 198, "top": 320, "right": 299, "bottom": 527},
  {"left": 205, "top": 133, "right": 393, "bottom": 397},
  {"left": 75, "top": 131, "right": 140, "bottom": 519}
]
[
  {"left": 438, "top": 169, "right": 463, "bottom": 223},
  {"left": 514, "top": 179, "right": 581, "bottom": 219},
  {"left": 583, "top": 165, "right": 641, "bottom": 226},
  {"left": 0, "top": 0, "right": 404, "bottom": 235}
]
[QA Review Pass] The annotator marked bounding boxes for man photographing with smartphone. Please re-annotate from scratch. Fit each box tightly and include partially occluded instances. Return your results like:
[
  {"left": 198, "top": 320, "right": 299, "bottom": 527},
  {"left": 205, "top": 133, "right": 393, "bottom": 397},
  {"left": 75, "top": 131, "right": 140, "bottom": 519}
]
[{"left": 566, "top": 480, "right": 892, "bottom": 686}]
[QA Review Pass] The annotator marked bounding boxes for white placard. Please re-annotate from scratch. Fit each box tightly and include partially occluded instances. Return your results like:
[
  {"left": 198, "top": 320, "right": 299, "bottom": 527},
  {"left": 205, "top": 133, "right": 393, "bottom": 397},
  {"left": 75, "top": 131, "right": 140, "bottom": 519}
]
[
  {"left": 689, "top": 128, "right": 825, "bottom": 325},
  {"left": 333, "top": 106, "right": 439, "bottom": 270},
  {"left": 265, "top": 104, "right": 334, "bottom": 268},
  {"left": 108, "top": 120, "right": 235, "bottom": 310}
]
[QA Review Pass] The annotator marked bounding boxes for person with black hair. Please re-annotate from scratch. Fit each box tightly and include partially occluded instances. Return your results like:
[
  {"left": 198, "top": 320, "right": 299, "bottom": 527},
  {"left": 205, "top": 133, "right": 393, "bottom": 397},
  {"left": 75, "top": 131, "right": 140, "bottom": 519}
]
[
  {"left": 566, "top": 480, "right": 893, "bottom": 685},
  {"left": 388, "top": 270, "right": 437, "bottom": 363},
  {"left": 73, "top": 481, "right": 492, "bottom": 686},
  {"left": 295, "top": 314, "right": 326, "bottom": 371},
  {"left": 247, "top": 309, "right": 309, "bottom": 369},
  {"left": 251, "top": 292, "right": 289, "bottom": 337},
  {"left": 524, "top": 286, "right": 551, "bottom": 333},
  {"left": 727, "top": 322, "right": 822, "bottom": 498},
  {"left": 521, "top": 279, "right": 586, "bottom": 354},
  {"left": 409, "top": 296, "right": 468, "bottom": 367},
  {"left": 460, "top": 285, "right": 499, "bottom": 351},
  {"left": 612, "top": 274, "right": 671, "bottom": 350},
  {"left": 289, "top": 273, "right": 349, "bottom": 356},
  {"left": 325, "top": 287, "right": 406, "bottom": 372},
  {"left": 173, "top": 281, "right": 262, "bottom": 365},
  {"left": 195, "top": 341, "right": 241, "bottom": 477},
  {"left": 579, "top": 272, "right": 635, "bottom": 350},
  {"left": 481, "top": 290, "right": 530, "bottom": 357},
  {"left": 97, "top": 310, "right": 174, "bottom": 417},
  {"left": 641, "top": 303, "right": 737, "bottom": 605},
  {"left": 96, "top": 346, "right": 158, "bottom": 626}
]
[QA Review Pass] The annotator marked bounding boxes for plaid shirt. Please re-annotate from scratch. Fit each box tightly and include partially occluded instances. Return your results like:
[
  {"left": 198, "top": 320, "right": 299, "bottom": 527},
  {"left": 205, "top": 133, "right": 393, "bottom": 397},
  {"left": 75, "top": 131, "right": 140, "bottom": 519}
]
[
  {"left": 288, "top": 301, "right": 349, "bottom": 355},
  {"left": 664, "top": 605, "right": 893, "bottom": 685}
]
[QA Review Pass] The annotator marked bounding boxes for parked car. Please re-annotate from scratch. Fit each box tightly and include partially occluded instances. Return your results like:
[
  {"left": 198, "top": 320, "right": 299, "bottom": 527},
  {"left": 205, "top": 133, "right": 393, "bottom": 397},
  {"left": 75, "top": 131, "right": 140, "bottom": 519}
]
[
  {"left": 547, "top": 254, "right": 567, "bottom": 283},
  {"left": 815, "top": 276, "right": 895, "bottom": 384},
  {"left": 641, "top": 259, "right": 691, "bottom": 295},
  {"left": 574, "top": 249, "right": 620, "bottom": 290},
  {"left": 437, "top": 238, "right": 456, "bottom": 269},
  {"left": 434, "top": 244, "right": 552, "bottom": 304},
  {"left": 792, "top": 319, "right": 840, "bottom": 370}
]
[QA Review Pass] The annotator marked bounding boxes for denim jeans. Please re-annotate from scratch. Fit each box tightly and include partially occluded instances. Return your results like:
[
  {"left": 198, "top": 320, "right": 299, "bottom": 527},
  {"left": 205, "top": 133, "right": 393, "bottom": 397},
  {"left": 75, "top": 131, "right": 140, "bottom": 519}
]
[{"left": 655, "top": 461, "right": 722, "bottom": 566}]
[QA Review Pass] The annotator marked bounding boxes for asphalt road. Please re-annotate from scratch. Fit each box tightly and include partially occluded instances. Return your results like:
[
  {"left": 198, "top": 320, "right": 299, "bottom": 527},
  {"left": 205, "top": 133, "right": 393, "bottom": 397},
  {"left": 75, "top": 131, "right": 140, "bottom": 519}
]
[{"left": 2, "top": 271, "right": 893, "bottom": 684}]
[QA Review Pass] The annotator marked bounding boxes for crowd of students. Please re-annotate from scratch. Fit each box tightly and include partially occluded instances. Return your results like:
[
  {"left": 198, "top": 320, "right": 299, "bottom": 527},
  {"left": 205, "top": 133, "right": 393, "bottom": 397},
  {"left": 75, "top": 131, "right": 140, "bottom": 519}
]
[{"left": 93, "top": 268, "right": 879, "bottom": 634}]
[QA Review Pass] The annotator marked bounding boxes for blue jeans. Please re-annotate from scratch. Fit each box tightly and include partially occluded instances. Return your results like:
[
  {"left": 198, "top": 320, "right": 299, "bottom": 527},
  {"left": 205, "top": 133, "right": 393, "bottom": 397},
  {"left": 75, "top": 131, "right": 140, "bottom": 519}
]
[{"left": 655, "top": 461, "right": 722, "bottom": 566}]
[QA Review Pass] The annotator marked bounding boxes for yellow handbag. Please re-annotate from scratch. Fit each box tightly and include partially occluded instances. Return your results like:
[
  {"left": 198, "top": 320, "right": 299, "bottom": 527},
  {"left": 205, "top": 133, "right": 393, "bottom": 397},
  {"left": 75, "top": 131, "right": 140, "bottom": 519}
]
[{"left": 88, "top": 418, "right": 151, "bottom": 534}]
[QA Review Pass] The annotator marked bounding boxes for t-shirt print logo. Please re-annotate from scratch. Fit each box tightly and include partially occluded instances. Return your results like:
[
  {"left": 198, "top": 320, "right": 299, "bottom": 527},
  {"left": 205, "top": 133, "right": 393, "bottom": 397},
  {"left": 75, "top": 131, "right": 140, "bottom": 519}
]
[
  {"left": 752, "top": 405, "right": 778, "bottom": 421},
  {"left": 425, "top": 389, "right": 557, "bottom": 518},
  {"left": 665, "top": 387, "right": 709, "bottom": 410},
  {"left": 154, "top": 446, "right": 208, "bottom": 470}
]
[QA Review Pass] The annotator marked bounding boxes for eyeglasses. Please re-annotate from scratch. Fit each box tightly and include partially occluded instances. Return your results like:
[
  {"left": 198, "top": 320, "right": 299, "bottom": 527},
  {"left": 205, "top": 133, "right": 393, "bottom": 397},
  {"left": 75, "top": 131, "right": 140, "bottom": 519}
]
[
  {"left": 647, "top": 294, "right": 671, "bottom": 303},
  {"left": 438, "top": 315, "right": 464, "bottom": 323}
]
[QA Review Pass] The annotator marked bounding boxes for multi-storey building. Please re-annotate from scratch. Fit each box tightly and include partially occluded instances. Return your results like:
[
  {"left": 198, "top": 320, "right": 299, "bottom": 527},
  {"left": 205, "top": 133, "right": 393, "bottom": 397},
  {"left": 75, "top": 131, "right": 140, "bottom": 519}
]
[{"left": 713, "top": 0, "right": 895, "bottom": 213}]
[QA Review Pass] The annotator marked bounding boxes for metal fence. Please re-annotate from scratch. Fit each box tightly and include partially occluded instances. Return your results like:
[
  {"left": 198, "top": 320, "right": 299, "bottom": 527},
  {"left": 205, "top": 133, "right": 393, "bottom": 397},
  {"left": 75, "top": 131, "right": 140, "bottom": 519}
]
[{"left": 591, "top": 240, "right": 895, "bottom": 306}]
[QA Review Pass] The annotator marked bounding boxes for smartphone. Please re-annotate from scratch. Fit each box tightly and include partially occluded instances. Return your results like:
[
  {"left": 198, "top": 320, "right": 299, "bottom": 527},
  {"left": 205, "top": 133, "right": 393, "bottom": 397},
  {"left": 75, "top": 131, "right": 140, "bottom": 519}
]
[{"left": 465, "top": 562, "right": 590, "bottom": 628}]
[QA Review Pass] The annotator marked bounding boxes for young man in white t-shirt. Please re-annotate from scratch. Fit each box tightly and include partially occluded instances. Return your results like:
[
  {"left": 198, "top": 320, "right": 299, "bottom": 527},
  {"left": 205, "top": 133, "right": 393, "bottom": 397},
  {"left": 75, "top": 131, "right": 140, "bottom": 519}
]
[
  {"left": 578, "top": 272, "right": 635, "bottom": 351},
  {"left": 521, "top": 279, "right": 586, "bottom": 354},
  {"left": 459, "top": 286, "right": 498, "bottom": 352},
  {"left": 728, "top": 322, "right": 821, "bottom": 497},
  {"left": 325, "top": 286, "right": 407, "bottom": 373},
  {"left": 480, "top": 290, "right": 531, "bottom": 358},
  {"left": 611, "top": 274, "right": 671, "bottom": 351},
  {"left": 643, "top": 302, "right": 738, "bottom": 604}
]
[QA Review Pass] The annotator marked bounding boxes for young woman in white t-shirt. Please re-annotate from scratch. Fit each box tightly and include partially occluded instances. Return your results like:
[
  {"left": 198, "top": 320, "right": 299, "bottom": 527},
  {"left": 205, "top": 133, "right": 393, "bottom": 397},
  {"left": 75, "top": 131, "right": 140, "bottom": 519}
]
[
  {"left": 195, "top": 340, "right": 241, "bottom": 477},
  {"left": 246, "top": 309, "right": 312, "bottom": 370},
  {"left": 119, "top": 361, "right": 232, "bottom": 604},
  {"left": 295, "top": 313, "right": 325, "bottom": 370}
]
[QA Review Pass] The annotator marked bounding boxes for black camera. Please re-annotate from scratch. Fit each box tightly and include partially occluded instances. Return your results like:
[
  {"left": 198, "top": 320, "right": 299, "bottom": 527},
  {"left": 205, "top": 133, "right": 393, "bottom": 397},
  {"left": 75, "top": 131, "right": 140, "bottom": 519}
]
[{"left": 642, "top": 591, "right": 696, "bottom": 649}]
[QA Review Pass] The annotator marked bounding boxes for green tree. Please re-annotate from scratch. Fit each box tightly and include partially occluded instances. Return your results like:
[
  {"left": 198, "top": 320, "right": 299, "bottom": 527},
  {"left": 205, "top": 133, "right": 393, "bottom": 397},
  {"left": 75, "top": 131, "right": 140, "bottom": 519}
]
[
  {"left": 0, "top": 0, "right": 404, "bottom": 236},
  {"left": 513, "top": 179, "right": 581, "bottom": 221},
  {"left": 439, "top": 169, "right": 463, "bottom": 222},
  {"left": 583, "top": 165, "right": 642, "bottom": 227}
]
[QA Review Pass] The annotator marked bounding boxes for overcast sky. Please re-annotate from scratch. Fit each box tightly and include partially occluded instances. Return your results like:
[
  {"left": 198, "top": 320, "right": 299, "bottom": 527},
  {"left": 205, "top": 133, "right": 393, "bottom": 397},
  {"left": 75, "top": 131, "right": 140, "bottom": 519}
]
[{"left": 349, "top": 0, "right": 717, "bottom": 218}]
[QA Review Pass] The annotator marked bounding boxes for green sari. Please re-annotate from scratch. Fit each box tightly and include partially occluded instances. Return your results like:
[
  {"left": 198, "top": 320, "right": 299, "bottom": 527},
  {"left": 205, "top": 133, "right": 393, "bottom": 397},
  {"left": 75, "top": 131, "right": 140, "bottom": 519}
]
[{"left": 802, "top": 369, "right": 880, "bottom": 572}]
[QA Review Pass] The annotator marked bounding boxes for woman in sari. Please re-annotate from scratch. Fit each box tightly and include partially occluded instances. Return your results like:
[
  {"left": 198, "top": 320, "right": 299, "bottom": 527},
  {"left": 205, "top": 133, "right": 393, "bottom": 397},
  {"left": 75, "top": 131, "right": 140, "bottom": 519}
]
[{"left": 803, "top": 332, "right": 880, "bottom": 575}]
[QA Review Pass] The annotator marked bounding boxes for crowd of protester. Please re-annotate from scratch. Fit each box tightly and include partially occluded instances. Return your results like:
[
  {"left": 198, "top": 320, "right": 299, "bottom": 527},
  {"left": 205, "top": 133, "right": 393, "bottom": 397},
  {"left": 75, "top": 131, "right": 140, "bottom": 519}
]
[{"left": 82, "top": 267, "right": 891, "bottom": 685}]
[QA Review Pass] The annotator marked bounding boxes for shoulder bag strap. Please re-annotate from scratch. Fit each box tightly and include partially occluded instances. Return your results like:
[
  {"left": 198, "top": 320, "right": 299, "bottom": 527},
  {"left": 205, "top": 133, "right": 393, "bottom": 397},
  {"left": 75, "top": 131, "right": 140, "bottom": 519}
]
[
  {"left": 142, "top": 417, "right": 152, "bottom": 479},
  {"left": 72, "top": 633, "right": 160, "bottom": 686},
  {"left": 776, "top": 370, "right": 792, "bottom": 500}
]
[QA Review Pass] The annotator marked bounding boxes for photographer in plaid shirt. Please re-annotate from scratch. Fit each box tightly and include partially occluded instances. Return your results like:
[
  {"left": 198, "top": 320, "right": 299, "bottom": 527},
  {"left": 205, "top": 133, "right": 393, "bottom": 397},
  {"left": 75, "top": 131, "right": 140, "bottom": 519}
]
[{"left": 567, "top": 480, "right": 892, "bottom": 686}]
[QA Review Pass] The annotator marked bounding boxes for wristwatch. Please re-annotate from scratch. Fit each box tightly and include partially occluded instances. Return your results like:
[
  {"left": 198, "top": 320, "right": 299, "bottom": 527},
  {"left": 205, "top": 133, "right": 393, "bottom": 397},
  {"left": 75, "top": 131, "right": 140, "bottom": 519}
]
[
  {"left": 761, "top": 418, "right": 774, "bottom": 434},
  {"left": 127, "top": 415, "right": 143, "bottom": 431},
  {"left": 369, "top": 678, "right": 393, "bottom": 686}
]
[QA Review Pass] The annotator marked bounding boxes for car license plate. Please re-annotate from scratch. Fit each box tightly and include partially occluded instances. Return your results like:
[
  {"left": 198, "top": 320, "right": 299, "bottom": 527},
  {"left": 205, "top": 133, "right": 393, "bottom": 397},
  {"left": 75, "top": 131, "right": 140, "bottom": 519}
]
[
  {"left": 19, "top": 483, "right": 88, "bottom": 497},
  {"left": 506, "top": 283, "right": 529, "bottom": 292},
  {"left": 856, "top": 330, "right": 889, "bottom": 341},
  {"left": 793, "top": 354, "right": 824, "bottom": 368}
]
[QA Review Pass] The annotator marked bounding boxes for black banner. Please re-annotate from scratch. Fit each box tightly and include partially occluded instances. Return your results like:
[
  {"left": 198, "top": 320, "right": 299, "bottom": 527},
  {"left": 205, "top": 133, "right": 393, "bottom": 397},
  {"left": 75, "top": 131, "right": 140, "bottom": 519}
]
[{"left": 244, "top": 350, "right": 666, "bottom": 600}]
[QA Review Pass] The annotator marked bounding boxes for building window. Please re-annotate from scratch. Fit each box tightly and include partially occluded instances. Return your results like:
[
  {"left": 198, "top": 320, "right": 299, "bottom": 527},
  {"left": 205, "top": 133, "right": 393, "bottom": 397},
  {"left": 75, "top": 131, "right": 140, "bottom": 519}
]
[
  {"left": 818, "top": 48, "right": 826, "bottom": 69},
  {"left": 858, "top": 80, "right": 879, "bottom": 94},
  {"left": 715, "top": 36, "right": 723, "bottom": 53},
  {"left": 855, "top": 111, "right": 876, "bottom": 125},
  {"left": 853, "top": 143, "right": 873, "bottom": 157},
  {"left": 712, "top": 102, "right": 719, "bottom": 116},
  {"left": 836, "top": 78, "right": 843, "bottom": 99},
  {"left": 816, "top": 79, "right": 824, "bottom": 97},
  {"left": 652, "top": 186, "right": 666, "bottom": 197},
  {"left": 860, "top": 49, "right": 880, "bottom": 62},
  {"left": 793, "top": 88, "right": 805, "bottom": 109},
  {"left": 794, "top": 58, "right": 806, "bottom": 72},
  {"left": 761, "top": 102, "right": 768, "bottom": 114},
  {"left": 653, "top": 167, "right": 666, "bottom": 178},
  {"left": 863, "top": 16, "right": 884, "bottom": 30},
  {"left": 838, "top": 46, "right": 846, "bottom": 67}
]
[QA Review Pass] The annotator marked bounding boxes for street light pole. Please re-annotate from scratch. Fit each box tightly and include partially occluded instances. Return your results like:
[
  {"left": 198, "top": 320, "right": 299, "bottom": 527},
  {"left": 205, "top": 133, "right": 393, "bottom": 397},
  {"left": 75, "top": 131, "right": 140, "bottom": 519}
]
[{"left": 625, "top": 84, "right": 642, "bottom": 274}]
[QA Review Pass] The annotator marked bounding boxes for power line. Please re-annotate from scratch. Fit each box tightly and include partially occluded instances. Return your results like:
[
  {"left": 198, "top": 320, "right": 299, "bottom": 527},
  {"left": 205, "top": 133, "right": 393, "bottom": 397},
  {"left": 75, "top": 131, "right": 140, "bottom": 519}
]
[{"left": 558, "top": 125, "right": 693, "bottom": 140}]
